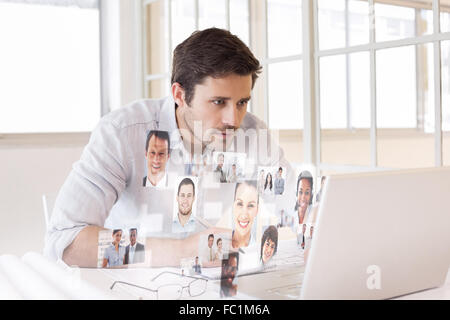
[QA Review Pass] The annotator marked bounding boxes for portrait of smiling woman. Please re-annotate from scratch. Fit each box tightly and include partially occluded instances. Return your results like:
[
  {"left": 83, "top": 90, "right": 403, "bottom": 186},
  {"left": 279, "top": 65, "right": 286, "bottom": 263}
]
[
  {"left": 260, "top": 225, "right": 278, "bottom": 266},
  {"left": 294, "top": 170, "right": 314, "bottom": 228},
  {"left": 231, "top": 180, "right": 259, "bottom": 249}
]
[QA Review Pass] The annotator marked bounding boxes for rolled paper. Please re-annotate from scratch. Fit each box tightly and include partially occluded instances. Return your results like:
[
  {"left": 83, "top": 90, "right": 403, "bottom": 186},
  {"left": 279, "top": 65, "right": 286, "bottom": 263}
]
[
  {"left": 0, "top": 254, "right": 67, "bottom": 299},
  {"left": 0, "top": 269, "right": 23, "bottom": 300},
  {"left": 22, "top": 252, "right": 113, "bottom": 300}
]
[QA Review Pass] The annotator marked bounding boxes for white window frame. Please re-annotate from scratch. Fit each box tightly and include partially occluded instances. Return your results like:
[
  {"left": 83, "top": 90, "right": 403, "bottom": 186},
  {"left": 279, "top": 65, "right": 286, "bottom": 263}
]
[
  {"left": 310, "top": 0, "right": 450, "bottom": 174},
  {"left": 141, "top": 0, "right": 450, "bottom": 175}
]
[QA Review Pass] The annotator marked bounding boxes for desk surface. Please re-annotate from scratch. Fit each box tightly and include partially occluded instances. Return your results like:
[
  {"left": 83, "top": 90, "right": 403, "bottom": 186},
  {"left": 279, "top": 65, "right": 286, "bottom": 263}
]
[
  {"left": 1, "top": 252, "right": 449, "bottom": 300},
  {"left": 79, "top": 266, "right": 450, "bottom": 300}
]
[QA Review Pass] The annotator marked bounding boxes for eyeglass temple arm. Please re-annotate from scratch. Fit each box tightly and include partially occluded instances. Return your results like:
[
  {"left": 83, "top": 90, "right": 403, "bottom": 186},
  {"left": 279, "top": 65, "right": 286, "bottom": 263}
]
[
  {"left": 110, "top": 280, "right": 157, "bottom": 293},
  {"left": 150, "top": 270, "right": 206, "bottom": 282}
]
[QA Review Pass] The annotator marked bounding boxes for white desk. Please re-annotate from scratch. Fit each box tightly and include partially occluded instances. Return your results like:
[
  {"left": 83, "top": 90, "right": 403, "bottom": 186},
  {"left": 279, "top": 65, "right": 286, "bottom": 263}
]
[
  {"left": 1, "top": 252, "right": 449, "bottom": 300},
  {"left": 79, "top": 265, "right": 450, "bottom": 300}
]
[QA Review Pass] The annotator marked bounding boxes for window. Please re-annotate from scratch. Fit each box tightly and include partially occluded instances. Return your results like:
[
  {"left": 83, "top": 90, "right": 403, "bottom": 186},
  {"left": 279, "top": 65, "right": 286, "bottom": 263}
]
[
  {"left": 316, "top": 0, "right": 450, "bottom": 171},
  {"left": 267, "top": 0, "right": 303, "bottom": 130},
  {"left": 143, "top": 0, "right": 450, "bottom": 172},
  {"left": 143, "top": 0, "right": 250, "bottom": 100},
  {"left": 0, "top": 0, "right": 101, "bottom": 133},
  {"left": 443, "top": 40, "right": 450, "bottom": 165}
]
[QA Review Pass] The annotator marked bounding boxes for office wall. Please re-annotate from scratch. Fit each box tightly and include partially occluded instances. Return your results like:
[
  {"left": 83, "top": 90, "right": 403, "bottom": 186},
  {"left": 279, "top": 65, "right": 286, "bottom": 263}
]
[
  {"left": 0, "top": 134, "right": 88, "bottom": 257},
  {"left": 280, "top": 130, "right": 450, "bottom": 170}
]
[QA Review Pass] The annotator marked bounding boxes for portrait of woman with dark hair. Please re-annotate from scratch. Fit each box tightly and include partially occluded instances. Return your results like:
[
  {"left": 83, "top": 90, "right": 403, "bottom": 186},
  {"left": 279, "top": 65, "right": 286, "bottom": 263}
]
[
  {"left": 260, "top": 225, "right": 278, "bottom": 266},
  {"left": 102, "top": 229, "right": 125, "bottom": 268},
  {"left": 263, "top": 172, "right": 273, "bottom": 196},
  {"left": 294, "top": 170, "right": 314, "bottom": 227}
]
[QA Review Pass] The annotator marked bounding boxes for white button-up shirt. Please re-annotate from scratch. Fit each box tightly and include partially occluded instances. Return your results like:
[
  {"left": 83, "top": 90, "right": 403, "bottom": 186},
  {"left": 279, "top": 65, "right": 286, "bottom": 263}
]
[
  {"left": 44, "top": 95, "right": 296, "bottom": 261},
  {"left": 128, "top": 243, "right": 136, "bottom": 264},
  {"left": 144, "top": 172, "right": 168, "bottom": 188}
]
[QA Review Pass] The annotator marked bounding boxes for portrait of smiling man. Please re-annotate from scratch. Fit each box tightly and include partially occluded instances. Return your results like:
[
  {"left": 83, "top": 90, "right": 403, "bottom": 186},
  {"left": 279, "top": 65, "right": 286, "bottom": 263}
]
[
  {"left": 143, "top": 130, "right": 170, "bottom": 188},
  {"left": 172, "top": 177, "right": 197, "bottom": 233},
  {"left": 44, "top": 27, "right": 295, "bottom": 268}
]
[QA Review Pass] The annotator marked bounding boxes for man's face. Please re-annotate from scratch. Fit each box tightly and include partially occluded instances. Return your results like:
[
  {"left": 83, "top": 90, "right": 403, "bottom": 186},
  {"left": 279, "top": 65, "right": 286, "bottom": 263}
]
[
  {"left": 177, "top": 184, "right": 195, "bottom": 216},
  {"left": 218, "top": 155, "right": 224, "bottom": 167},
  {"left": 225, "top": 256, "right": 238, "bottom": 284},
  {"left": 129, "top": 230, "right": 137, "bottom": 246},
  {"left": 302, "top": 224, "right": 307, "bottom": 233},
  {"left": 278, "top": 169, "right": 282, "bottom": 178},
  {"left": 177, "top": 73, "right": 252, "bottom": 151},
  {"left": 232, "top": 165, "right": 236, "bottom": 173},
  {"left": 208, "top": 236, "right": 214, "bottom": 248},
  {"left": 146, "top": 135, "right": 169, "bottom": 178}
]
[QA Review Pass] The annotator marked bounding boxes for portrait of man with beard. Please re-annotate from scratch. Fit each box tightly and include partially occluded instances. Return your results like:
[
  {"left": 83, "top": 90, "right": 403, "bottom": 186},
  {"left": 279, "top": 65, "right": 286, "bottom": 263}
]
[{"left": 172, "top": 177, "right": 197, "bottom": 233}]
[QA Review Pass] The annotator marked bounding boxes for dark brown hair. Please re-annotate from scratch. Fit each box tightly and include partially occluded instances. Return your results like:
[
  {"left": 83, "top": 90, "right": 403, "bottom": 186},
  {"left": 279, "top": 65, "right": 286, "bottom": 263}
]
[
  {"left": 145, "top": 130, "right": 170, "bottom": 153},
  {"left": 171, "top": 28, "right": 262, "bottom": 106},
  {"left": 177, "top": 177, "right": 195, "bottom": 196},
  {"left": 260, "top": 225, "right": 278, "bottom": 261}
]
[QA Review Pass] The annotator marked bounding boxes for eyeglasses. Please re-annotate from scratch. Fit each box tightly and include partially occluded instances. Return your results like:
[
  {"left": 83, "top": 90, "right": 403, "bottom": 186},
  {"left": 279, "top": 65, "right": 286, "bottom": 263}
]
[{"left": 110, "top": 271, "right": 208, "bottom": 300}]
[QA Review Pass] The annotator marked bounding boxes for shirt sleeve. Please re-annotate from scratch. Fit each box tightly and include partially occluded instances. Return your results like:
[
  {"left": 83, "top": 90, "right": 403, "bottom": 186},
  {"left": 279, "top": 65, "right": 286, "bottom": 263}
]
[
  {"left": 103, "top": 247, "right": 110, "bottom": 262},
  {"left": 44, "top": 118, "right": 129, "bottom": 261}
]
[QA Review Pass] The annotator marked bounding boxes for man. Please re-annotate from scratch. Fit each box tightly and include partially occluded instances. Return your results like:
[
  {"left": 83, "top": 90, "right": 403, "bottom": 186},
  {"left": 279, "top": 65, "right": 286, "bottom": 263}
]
[
  {"left": 45, "top": 28, "right": 294, "bottom": 268},
  {"left": 315, "top": 176, "right": 326, "bottom": 203},
  {"left": 192, "top": 256, "right": 202, "bottom": 274},
  {"left": 227, "top": 164, "right": 238, "bottom": 183},
  {"left": 124, "top": 228, "right": 145, "bottom": 265},
  {"left": 214, "top": 153, "right": 227, "bottom": 183},
  {"left": 200, "top": 233, "right": 221, "bottom": 268},
  {"left": 172, "top": 178, "right": 196, "bottom": 233},
  {"left": 143, "top": 130, "right": 170, "bottom": 187},
  {"left": 274, "top": 167, "right": 285, "bottom": 195},
  {"left": 279, "top": 209, "right": 285, "bottom": 227},
  {"left": 204, "top": 234, "right": 216, "bottom": 262},
  {"left": 220, "top": 252, "right": 239, "bottom": 298}
]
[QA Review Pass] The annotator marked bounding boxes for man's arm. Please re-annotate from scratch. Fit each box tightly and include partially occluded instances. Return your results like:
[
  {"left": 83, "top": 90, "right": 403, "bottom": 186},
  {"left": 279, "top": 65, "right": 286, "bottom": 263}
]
[
  {"left": 63, "top": 226, "right": 104, "bottom": 267},
  {"left": 63, "top": 225, "right": 231, "bottom": 268},
  {"left": 45, "top": 119, "right": 129, "bottom": 262}
]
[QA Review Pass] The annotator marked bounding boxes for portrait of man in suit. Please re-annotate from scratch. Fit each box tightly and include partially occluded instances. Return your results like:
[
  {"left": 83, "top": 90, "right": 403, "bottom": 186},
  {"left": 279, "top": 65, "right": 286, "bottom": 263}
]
[
  {"left": 214, "top": 153, "right": 227, "bottom": 183},
  {"left": 192, "top": 256, "right": 202, "bottom": 274},
  {"left": 124, "top": 228, "right": 145, "bottom": 265},
  {"left": 143, "top": 130, "right": 170, "bottom": 188}
]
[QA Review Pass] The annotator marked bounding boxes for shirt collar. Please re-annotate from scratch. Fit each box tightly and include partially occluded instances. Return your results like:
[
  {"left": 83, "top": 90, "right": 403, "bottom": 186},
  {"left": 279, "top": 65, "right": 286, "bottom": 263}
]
[
  {"left": 159, "top": 95, "right": 184, "bottom": 153},
  {"left": 146, "top": 172, "right": 168, "bottom": 188},
  {"left": 158, "top": 95, "right": 237, "bottom": 160},
  {"left": 173, "top": 213, "right": 196, "bottom": 225}
]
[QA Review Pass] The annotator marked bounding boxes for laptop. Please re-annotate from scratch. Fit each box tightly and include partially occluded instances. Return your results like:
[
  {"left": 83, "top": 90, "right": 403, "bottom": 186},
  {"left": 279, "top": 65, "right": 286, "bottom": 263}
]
[{"left": 236, "top": 167, "right": 450, "bottom": 300}]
